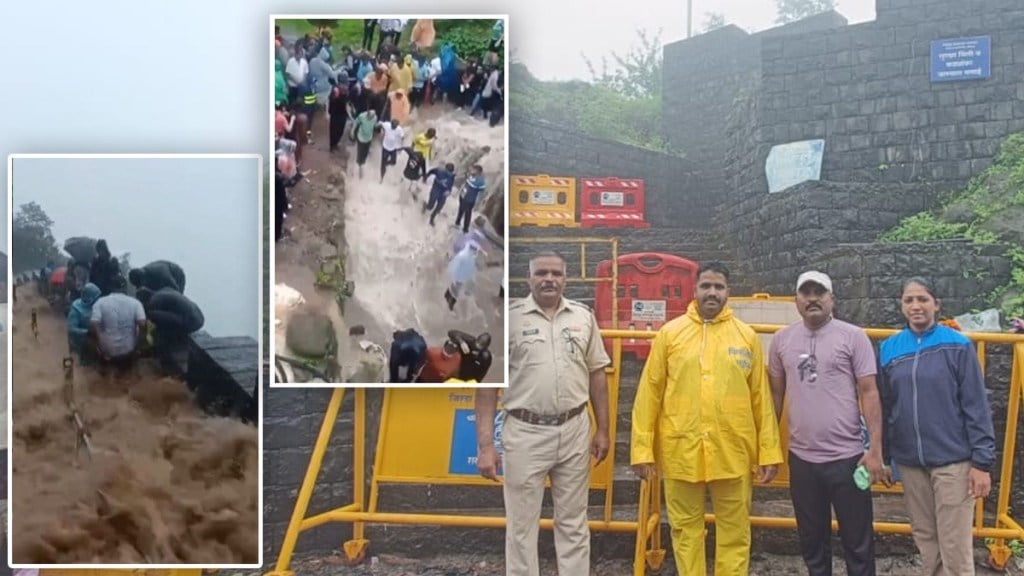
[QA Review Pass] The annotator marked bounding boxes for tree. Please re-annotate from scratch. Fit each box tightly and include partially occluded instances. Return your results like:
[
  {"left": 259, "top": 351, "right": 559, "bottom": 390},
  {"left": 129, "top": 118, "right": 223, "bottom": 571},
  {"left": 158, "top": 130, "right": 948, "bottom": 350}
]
[
  {"left": 12, "top": 202, "right": 64, "bottom": 274},
  {"left": 775, "top": 0, "right": 837, "bottom": 24},
  {"left": 582, "top": 28, "right": 663, "bottom": 100},
  {"left": 703, "top": 12, "right": 727, "bottom": 32}
]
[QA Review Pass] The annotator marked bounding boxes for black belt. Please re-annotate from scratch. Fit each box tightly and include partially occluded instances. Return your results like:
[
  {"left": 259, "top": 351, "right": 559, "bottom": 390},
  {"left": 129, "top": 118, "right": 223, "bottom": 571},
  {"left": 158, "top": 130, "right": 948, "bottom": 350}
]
[{"left": 506, "top": 402, "right": 588, "bottom": 426}]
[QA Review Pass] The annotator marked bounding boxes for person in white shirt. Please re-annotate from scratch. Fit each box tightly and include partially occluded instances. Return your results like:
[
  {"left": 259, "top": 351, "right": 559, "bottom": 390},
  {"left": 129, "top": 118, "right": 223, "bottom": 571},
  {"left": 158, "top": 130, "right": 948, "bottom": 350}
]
[
  {"left": 377, "top": 19, "right": 404, "bottom": 51},
  {"left": 478, "top": 67, "right": 501, "bottom": 120},
  {"left": 90, "top": 277, "right": 147, "bottom": 377},
  {"left": 284, "top": 45, "right": 309, "bottom": 105},
  {"left": 378, "top": 119, "right": 406, "bottom": 183}
]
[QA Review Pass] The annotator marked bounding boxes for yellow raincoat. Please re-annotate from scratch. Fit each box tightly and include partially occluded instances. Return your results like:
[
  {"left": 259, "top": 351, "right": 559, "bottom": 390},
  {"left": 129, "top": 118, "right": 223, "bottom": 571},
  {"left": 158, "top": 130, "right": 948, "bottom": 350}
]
[
  {"left": 413, "top": 132, "right": 435, "bottom": 161},
  {"left": 631, "top": 301, "right": 782, "bottom": 482},
  {"left": 388, "top": 61, "right": 417, "bottom": 94}
]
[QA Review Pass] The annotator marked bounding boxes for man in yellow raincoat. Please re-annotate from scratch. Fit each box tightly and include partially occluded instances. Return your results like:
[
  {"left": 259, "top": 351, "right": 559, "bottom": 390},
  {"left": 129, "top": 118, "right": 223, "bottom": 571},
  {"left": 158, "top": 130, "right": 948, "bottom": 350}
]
[{"left": 630, "top": 261, "right": 783, "bottom": 576}]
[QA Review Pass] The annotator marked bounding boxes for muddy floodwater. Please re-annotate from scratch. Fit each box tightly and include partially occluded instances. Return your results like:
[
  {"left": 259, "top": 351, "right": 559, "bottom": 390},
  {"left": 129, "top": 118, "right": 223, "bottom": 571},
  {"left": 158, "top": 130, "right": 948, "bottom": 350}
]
[
  {"left": 11, "top": 290, "right": 259, "bottom": 564},
  {"left": 344, "top": 109, "right": 505, "bottom": 354}
]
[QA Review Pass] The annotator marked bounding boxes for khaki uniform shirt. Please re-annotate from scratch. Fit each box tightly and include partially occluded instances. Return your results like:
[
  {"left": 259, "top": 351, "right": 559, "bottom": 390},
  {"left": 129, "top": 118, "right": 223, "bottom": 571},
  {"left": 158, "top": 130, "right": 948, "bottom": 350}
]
[{"left": 506, "top": 295, "right": 611, "bottom": 415}]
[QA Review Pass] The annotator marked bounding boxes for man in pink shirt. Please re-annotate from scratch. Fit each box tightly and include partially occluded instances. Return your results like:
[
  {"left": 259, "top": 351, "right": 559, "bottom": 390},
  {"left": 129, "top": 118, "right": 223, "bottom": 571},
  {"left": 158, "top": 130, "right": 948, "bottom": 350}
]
[{"left": 768, "top": 271, "right": 885, "bottom": 576}]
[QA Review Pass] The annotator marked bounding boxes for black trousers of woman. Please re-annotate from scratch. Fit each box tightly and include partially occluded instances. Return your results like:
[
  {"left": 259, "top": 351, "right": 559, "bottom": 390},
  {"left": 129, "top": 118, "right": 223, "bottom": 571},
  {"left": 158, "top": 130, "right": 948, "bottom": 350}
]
[
  {"left": 329, "top": 112, "right": 348, "bottom": 151},
  {"left": 362, "top": 20, "right": 377, "bottom": 50}
]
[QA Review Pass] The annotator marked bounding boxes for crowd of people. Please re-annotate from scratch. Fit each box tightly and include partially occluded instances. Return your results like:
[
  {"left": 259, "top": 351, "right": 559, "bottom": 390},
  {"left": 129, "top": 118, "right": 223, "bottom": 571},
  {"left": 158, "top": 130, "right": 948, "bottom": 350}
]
[
  {"left": 273, "top": 19, "right": 504, "bottom": 243},
  {"left": 35, "top": 238, "right": 205, "bottom": 376},
  {"left": 485, "top": 252, "right": 997, "bottom": 576},
  {"left": 272, "top": 20, "right": 505, "bottom": 384}
]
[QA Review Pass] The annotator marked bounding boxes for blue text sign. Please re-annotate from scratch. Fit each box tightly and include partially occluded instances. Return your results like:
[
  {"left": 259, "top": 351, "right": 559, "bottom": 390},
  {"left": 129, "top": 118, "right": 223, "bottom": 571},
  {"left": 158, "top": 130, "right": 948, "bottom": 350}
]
[
  {"left": 448, "top": 409, "right": 505, "bottom": 476},
  {"left": 930, "top": 36, "right": 991, "bottom": 83}
]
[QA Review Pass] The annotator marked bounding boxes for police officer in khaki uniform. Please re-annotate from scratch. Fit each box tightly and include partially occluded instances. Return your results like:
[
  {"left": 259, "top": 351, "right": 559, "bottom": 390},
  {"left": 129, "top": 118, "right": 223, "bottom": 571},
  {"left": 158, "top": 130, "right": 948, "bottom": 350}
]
[{"left": 475, "top": 251, "right": 611, "bottom": 576}]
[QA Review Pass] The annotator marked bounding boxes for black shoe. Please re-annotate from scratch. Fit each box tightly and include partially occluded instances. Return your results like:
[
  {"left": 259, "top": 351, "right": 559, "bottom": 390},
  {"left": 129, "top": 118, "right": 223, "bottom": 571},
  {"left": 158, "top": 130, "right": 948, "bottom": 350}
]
[{"left": 445, "top": 290, "right": 456, "bottom": 311}]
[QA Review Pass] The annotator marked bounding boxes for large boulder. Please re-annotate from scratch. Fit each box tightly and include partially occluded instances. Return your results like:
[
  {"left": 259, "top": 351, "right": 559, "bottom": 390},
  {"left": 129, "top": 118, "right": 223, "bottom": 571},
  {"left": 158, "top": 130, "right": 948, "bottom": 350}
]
[{"left": 285, "top": 310, "right": 337, "bottom": 359}]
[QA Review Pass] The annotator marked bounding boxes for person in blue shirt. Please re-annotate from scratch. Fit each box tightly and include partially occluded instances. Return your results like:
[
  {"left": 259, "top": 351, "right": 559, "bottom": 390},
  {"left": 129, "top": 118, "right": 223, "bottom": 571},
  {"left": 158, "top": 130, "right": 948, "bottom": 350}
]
[
  {"left": 455, "top": 164, "right": 486, "bottom": 233},
  {"left": 67, "top": 282, "right": 101, "bottom": 366},
  {"left": 356, "top": 51, "right": 375, "bottom": 82},
  {"left": 411, "top": 56, "right": 431, "bottom": 108},
  {"left": 422, "top": 162, "right": 456, "bottom": 227},
  {"left": 389, "top": 328, "right": 427, "bottom": 383},
  {"left": 878, "top": 277, "right": 995, "bottom": 576}
]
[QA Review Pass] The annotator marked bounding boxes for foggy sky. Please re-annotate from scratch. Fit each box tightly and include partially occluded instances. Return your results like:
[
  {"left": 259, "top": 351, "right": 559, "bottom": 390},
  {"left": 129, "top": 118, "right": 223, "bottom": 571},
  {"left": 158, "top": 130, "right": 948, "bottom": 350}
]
[
  {"left": 512, "top": 0, "right": 876, "bottom": 80},
  {"left": 12, "top": 157, "right": 260, "bottom": 340}
]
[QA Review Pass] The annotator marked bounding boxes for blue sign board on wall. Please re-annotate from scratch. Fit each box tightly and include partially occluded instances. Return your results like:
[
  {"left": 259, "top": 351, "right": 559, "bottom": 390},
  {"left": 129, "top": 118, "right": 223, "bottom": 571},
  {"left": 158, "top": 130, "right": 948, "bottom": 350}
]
[
  {"left": 930, "top": 36, "right": 991, "bottom": 83},
  {"left": 449, "top": 409, "right": 506, "bottom": 476}
]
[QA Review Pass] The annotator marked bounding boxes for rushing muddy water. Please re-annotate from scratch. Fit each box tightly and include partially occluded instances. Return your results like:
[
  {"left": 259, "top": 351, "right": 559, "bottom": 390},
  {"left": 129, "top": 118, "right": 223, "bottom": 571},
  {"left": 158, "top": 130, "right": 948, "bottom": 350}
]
[
  {"left": 342, "top": 108, "right": 506, "bottom": 379},
  {"left": 11, "top": 290, "right": 258, "bottom": 564}
]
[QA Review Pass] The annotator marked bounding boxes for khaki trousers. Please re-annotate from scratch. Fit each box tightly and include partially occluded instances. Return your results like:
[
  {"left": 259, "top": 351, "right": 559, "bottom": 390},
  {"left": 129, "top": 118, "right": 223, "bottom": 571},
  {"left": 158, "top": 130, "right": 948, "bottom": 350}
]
[
  {"left": 663, "top": 474, "right": 753, "bottom": 576},
  {"left": 899, "top": 460, "right": 976, "bottom": 576},
  {"left": 502, "top": 410, "right": 592, "bottom": 576}
]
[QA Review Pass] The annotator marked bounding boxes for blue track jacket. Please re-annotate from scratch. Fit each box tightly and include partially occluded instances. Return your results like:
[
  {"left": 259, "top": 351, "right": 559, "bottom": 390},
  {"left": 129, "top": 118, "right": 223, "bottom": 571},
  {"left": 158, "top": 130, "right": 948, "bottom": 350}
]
[{"left": 878, "top": 324, "right": 996, "bottom": 472}]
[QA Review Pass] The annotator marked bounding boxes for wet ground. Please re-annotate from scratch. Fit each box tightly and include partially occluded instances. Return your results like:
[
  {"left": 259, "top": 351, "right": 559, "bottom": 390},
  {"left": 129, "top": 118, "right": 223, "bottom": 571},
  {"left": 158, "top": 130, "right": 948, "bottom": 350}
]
[
  {"left": 10, "top": 290, "right": 259, "bottom": 563},
  {"left": 250, "top": 548, "right": 1023, "bottom": 575},
  {"left": 274, "top": 100, "right": 505, "bottom": 382}
]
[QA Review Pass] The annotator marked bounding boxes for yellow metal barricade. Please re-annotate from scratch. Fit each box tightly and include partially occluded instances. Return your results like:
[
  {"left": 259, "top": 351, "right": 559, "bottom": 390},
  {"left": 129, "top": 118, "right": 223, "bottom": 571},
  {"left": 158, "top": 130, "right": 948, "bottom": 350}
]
[
  {"left": 266, "top": 383, "right": 666, "bottom": 574},
  {"left": 729, "top": 293, "right": 800, "bottom": 365},
  {"left": 509, "top": 174, "right": 579, "bottom": 228},
  {"left": 266, "top": 314, "right": 1023, "bottom": 573}
]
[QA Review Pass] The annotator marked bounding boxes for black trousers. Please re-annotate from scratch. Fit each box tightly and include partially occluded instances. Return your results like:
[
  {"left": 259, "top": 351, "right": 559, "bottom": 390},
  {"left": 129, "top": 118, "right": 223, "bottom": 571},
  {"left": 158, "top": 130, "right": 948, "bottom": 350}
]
[
  {"left": 329, "top": 113, "right": 347, "bottom": 151},
  {"left": 381, "top": 148, "right": 398, "bottom": 179},
  {"left": 789, "top": 452, "right": 876, "bottom": 576},
  {"left": 455, "top": 197, "right": 475, "bottom": 232},
  {"left": 362, "top": 20, "right": 376, "bottom": 50}
]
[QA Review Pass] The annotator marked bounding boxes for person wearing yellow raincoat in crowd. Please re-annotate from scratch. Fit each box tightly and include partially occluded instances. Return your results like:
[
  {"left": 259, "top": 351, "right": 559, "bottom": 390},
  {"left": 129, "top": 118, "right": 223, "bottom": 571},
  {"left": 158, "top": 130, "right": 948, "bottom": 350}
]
[
  {"left": 630, "top": 261, "right": 783, "bottom": 576},
  {"left": 413, "top": 128, "right": 436, "bottom": 163}
]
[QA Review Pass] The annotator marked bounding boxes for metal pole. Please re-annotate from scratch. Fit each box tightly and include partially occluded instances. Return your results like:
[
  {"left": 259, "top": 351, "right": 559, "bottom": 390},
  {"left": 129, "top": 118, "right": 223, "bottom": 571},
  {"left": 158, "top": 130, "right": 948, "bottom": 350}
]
[
  {"left": 688, "top": 0, "right": 694, "bottom": 38},
  {"left": 63, "top": 357, "right": 94, "bottom": 460}
]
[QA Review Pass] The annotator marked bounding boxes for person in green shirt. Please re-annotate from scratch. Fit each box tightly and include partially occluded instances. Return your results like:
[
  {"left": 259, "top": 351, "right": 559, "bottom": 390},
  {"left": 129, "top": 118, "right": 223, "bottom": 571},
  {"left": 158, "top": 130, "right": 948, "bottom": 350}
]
[
  {"left": 352, "top": 108, "right": 378, "bottom": 179},
  {"left": 274, "top": 60, "right": 288, "bottom": 107}
]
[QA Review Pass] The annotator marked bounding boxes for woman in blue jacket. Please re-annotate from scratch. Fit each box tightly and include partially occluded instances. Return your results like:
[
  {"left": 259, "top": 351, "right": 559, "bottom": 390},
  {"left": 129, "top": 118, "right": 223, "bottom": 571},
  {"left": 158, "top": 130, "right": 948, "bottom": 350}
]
[
  {"left": 879, "top": 277, "right": 996, "bottom": 576},
  {"left": 67, "top": 282, "right": 101, "bottom": 365}
]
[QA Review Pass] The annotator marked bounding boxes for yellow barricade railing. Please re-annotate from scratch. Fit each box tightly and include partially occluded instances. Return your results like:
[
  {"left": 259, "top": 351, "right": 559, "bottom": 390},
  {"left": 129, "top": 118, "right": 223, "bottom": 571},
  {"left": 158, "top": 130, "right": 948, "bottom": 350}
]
[{"left": 267, "top": 327, "right": 1024, "bottom": 575}]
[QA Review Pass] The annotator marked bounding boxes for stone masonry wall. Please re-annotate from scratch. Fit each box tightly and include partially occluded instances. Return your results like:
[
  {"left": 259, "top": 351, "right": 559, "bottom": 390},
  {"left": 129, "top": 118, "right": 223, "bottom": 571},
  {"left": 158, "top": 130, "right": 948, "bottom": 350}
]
[
  {"left": 716, "top": 180, "right": 942, "bottom": 292},
  {"left": 752, "top": 3, "right": 1024, "bottom": 196},
  {"left": 508, "top": 117, "right": 713, "bottom": 229},
  {"left": 664, "top": 0, "right": 1024, "bottom": 202},
  {"left": 661, "top": 12, "right": 850, "bottom": 197},
  {"left": 811, "top": 240, "right": 1011, "bottom": 327}
]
